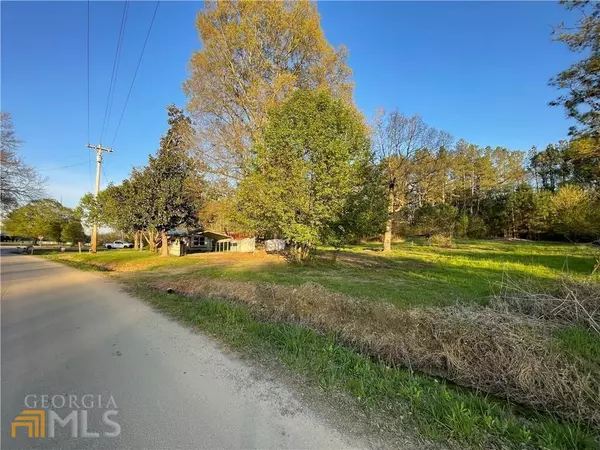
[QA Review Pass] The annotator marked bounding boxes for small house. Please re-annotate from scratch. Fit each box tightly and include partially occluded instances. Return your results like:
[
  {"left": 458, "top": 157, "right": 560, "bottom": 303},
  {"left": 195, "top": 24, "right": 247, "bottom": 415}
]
[
  {"left": 186, "top": 230, "right": 232, "bottom": 252},
  {"left": 167, "top": 228, "right": 254, "bottom": 253}
]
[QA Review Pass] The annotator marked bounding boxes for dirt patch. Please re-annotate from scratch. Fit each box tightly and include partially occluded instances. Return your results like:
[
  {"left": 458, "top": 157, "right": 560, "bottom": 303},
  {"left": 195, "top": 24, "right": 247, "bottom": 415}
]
[{"left": 149, "top": 277, "right": 600, "bottom": 428}]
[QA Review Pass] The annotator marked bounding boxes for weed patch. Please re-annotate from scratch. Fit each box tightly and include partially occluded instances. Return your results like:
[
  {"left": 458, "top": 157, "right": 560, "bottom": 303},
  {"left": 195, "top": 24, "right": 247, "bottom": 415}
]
[
  {"left": 148, "top": 277, "right": 600, "bottom": 429},
  {"left": 129, "top": 282, "right": 600, "bottom": 449}
]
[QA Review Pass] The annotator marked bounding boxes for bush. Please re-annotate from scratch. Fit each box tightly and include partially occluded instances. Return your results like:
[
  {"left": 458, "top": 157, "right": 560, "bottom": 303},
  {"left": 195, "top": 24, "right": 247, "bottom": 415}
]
[
  {"left": 467, "top": 215, "right": 487, "bottom": 238},
  {"left": 428, "top": 234, "right": 454, "bottom": 248}
]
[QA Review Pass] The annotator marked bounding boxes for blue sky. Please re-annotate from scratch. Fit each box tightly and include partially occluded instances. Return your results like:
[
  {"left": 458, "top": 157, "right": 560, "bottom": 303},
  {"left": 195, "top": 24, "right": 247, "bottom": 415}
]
[{"left": 2, "top": 1, "right": 577, "bottom": 207}]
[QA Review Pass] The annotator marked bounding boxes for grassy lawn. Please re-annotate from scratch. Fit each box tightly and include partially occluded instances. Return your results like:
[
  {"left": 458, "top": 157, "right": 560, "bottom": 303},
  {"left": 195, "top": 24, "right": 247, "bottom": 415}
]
[
  {"left": 42, "top": 239, "right": 599, "bottom": 309},
  {"left": 38, "top": 238, "right": 600, "bottom": 448}
]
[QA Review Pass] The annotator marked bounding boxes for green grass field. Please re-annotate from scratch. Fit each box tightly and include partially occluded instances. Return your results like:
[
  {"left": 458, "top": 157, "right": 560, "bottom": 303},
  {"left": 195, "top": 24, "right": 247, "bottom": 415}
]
[
  {"left": 43, "top": 238, "right": 599, "bottom": 309},
  {"left": 39, "top": 238, "right": 600, "bottom": 448}
]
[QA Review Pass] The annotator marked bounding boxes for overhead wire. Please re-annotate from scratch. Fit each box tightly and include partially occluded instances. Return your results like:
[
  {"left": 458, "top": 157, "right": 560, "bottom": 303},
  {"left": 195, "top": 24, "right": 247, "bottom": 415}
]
[
  {"left": 101, "top": 166, "right": 111, "bottom": 190},
  {"left": 39, "top": 161, "right": 89, "bottom": 172},
  {"left": 111, "top": 1, "right": 160, "bottom": 147},
  {"left": 87, "top": 0, "right": 93, "bottom": 191},
  {"left": 99, "top": 0, "right": 130, "bottom": 144}
]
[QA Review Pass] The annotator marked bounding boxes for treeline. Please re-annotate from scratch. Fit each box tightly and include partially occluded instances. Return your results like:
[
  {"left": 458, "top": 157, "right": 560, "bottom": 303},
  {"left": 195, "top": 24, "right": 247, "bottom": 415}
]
[
  {"left": 88, "top": 1, "right": 600, "bottom": 258},
  {"left": 7, "top": 1, "right": 597, "bottom": 257},
  {"left": 373, "top": 113, "right": 600, "bottom": 243},
  {"left": 3, "top": 199, "right": 85, "bottom": 243}
]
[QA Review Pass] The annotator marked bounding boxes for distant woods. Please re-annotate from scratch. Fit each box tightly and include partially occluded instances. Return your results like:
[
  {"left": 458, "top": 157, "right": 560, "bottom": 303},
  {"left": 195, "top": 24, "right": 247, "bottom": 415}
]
[{"left": 371, "top": 111, "right": 599, "bottom": 243}]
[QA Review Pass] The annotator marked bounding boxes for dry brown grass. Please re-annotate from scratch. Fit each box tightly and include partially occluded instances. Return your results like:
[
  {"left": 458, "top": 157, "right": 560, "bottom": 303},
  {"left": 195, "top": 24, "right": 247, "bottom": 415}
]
[
  {"left": 492, "top": 275, "right": 600, "bottom": 334},
  {"left": 149, "top": 277, "right": 600, "bottom": 427}
]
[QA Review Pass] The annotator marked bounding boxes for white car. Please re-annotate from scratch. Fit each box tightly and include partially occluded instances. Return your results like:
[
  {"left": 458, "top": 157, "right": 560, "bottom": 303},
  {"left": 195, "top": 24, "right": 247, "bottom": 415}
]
[{"left": 104, "top": 241, "right": 133, "bottom": 249}]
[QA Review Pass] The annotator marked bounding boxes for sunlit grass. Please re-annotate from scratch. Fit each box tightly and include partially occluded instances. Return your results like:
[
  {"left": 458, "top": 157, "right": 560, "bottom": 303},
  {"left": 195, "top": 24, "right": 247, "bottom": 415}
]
[{"left": 42, "top": 239, "right": 599, "bottom": 309}]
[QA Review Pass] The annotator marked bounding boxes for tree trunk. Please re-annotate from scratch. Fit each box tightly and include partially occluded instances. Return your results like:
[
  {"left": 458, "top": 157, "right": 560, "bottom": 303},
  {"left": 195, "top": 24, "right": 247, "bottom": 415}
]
[
  {"left": 143, "top": 230, "right": 156, "bottom": 252},
  {"left": 161, "top": 231, "right": 169, "bottom": 257},
  {"left": 134, "top": 231, "right": 139, "bottom": 250},
  {"left": 383, "top": 184, "right": 394, "bottom": 252}
]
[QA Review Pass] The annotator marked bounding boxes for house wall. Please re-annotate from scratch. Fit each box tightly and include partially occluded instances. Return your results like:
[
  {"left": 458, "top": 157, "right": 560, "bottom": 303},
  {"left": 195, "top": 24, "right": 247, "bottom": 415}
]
[{"left": 187, "top": 235, "right": 213, "bottom": 252}]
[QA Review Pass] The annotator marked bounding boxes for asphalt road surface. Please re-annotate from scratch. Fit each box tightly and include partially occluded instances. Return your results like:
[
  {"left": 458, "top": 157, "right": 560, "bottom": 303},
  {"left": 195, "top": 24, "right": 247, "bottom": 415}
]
[{"left": 1, "top": 248, "right": 359, "bottom": 449}]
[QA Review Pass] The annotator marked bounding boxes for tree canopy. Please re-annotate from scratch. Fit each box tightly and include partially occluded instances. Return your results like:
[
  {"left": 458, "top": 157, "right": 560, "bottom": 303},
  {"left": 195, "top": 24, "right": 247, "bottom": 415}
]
[
  {"left": 4, "top": 199, "right": 83, "bottom": 242},
  {"left": 0, "top": 112, "right": 45, "bottom": 213},
  {"left": 550, "top": 0, "right": 600, "bottom": 138},
  {"left": 184, "top": 0, "right": 353, "bottom": 180},
  {"left": 236, "top": 89, "right": 379, "bottom": 257}
]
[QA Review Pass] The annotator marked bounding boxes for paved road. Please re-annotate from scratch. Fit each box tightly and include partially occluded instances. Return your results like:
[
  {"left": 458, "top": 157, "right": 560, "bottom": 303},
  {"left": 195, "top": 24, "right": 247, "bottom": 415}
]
[{"left": 1, "top": 248, "right": 358, "bottom": 449}]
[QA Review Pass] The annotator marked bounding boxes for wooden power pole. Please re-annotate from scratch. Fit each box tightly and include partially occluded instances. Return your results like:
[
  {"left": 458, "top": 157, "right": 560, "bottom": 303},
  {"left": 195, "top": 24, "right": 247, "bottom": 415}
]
[{"left": 86, "top": 143, "right": 113, "bottom": 253}]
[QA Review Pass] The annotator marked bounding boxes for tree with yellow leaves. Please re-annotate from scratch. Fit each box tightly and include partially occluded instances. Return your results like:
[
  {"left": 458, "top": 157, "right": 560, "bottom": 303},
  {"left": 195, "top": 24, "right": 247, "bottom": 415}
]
[{"left": 183, "top": 0, "right": 353, "bottom": 180}]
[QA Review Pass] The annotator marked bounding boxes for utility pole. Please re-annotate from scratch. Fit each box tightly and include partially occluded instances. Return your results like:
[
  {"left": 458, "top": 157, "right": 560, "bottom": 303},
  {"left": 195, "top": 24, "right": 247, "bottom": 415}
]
[{"left": 86, "top": 143, "right": 113, "bottom": 253}]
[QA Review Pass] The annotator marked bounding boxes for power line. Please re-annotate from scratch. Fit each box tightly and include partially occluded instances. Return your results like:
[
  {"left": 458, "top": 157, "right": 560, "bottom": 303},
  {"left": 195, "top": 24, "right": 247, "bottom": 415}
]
[
  {"left": 99, "top": 0, "right": 130, "bottom": 144},
  {"left": 104, "top": 1, "right": 130, "bottom": 143},
  {"left": 87, "top": 0, "right": 90, "bottom": 144},
  {"left": 87, "top": 0, "right": 92, "bottom": 191},
  {"left": 111, "top": 1, "right": 160, "bottom": 147},
  {"left": 39, "top": 161, "right": 89, "bottom": 172},
  {"left": 101, "top": 166, "right": 111, "bottom": 189}
]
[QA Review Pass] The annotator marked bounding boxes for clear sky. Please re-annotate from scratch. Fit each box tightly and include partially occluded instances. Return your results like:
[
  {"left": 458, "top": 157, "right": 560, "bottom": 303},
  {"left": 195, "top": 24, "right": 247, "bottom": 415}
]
[{"left": 2, "top": 1, "right": 577, "bottom": 207}]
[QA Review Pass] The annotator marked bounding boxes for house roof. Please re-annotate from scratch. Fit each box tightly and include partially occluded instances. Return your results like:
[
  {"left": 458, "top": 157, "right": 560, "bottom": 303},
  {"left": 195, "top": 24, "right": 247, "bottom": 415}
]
[
  {"left": 166, "top": 228, "right": 231, "bottom": 241},
  {"left": 202, "top": 230, "right": 231, "bottom": 241}
]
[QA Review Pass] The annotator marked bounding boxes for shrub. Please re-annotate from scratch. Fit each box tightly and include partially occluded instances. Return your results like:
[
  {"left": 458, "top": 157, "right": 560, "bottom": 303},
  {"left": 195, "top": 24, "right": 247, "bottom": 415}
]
[
  {"left": 428, "top": 234, "right": 454, "bottom": 248},
  {"left": 467, "top": 215, "right": 487, "bottom": 238}
]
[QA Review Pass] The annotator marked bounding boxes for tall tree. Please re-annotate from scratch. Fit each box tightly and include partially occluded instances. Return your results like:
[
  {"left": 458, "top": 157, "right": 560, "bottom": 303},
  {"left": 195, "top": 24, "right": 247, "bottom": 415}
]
[
  {"left": 146, "top": 105, "right": 202, "bottom": 256},
  {"left": 0, "top": 112, "right": 45, "bottom": 212},
  {"left": 529, "top": 143, "right": 571, "bottom": 192},
  {"left": 373, "top": 108, "right": 451, "bottom": 251},
  {"left": 60, "top": 219, "right": 87, "bottom": 244},
  {"left": 564, "top": 136, "right": 600, "bottom": 187},
  {"left": 184, "top": 0, "right": 353, "bottom": 180},
  {"left": 236, "top": 89, "right": 376, "bottom": 259},
  {"left": 550, "top": 0, "right": 600, "bottom": 138}
]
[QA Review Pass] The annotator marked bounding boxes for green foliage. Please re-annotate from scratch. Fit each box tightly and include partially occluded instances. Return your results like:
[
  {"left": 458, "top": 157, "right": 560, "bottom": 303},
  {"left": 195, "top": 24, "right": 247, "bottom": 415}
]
[
  {"left": 550, "top": 0, "right": 600, "bottom": 138},
  {"left": 4, "top": 199, "right": 75, "bottom": 241},
  {"left": 504, "top": 184, "right": 536, "bottom": 238},
  {"left": 456, "top": 214, "right": 469, "bottom": 238},
  {"left": 77, "top": 105, "right": 205, "bottom": 253},
  {"left": 530, "top": 190, "right": 555, "bottom": 236},
  {"left": 530, "top": 142, "right": 571, "bottom": 192},
  {"left": 183, "top": 0, "right": 353, "bottom": 180},
  {"left": 466, "top": 215, "right": 487, "bottom": 238},
  {"left": 552, "top": 184, "right": 600, "bottom": 239},
  {"left": 60, "top": 219, "right": 86, "bottom": 243},
  {"left": 236, "top": 89, "right": 377, "bottom": 253},
  {"left": 566, "top": 137, "right": 600, "bottom": 187},
  {"left": 145, "top": 105, "right": 202, "bottom": 234},
  {"left": 329, "top": 162, "right": 388, "bottom": 244},
  {"left": 413, "top": 203, "right": 458, "bottom": 236}
]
